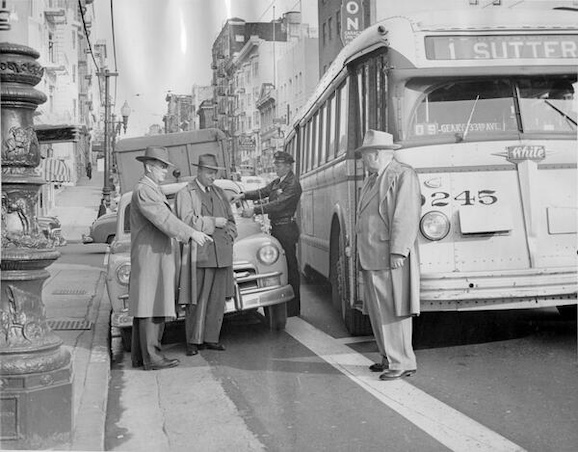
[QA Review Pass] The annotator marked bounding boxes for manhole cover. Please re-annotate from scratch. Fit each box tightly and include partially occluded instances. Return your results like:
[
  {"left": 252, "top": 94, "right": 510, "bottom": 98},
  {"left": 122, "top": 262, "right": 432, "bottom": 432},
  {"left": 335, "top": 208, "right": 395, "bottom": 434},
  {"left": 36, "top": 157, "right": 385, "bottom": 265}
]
[
  {"left": 52, "top": 289, "right": 88, "bottom": 295},
  {"left": 47, "top": 319, "right": 93, "bottom": 330}
]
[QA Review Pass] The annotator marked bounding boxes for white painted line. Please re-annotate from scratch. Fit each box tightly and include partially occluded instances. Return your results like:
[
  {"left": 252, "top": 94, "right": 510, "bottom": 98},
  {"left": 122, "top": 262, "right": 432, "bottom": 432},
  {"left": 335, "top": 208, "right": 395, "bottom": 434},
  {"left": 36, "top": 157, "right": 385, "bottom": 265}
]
[
  {"left": 334, "top": 335, "right": 375, "bottom": 344},
  {"left": 286, "top": 317, "right": 526, "bottom": 452}
]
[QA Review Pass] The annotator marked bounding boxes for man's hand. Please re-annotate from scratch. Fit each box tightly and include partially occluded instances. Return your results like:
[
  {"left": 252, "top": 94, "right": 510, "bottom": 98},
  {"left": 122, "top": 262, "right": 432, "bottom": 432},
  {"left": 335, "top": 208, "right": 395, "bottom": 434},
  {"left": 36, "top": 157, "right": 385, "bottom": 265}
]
[
  {"left": 391, "top": 254, "right": 406, "bottom": 269},
  {"left": 191, "top": 230, "right": 213, "bottom": 246},
  {"left": 215, "top": 217, "right": 227, "bottom": 228},
  {"left": 230, "top": 193, "right": 245, "bottom": 203},
  {"left": 241, "top": 207, "right": 254, "bottom": 218}
]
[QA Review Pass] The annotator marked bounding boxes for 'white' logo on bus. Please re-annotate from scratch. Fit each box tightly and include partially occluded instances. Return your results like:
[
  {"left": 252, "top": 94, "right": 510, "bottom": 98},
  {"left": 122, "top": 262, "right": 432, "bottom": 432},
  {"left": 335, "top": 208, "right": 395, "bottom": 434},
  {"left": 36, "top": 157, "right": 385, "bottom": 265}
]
[{"left": 506, "top": 145, "right": 546, "bottom": 163}]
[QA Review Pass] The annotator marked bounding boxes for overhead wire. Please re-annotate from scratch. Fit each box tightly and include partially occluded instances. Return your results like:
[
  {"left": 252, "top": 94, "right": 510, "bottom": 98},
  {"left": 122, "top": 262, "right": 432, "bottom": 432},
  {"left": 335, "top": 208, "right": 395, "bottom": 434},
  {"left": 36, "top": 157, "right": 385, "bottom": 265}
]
[
  {"left": 109, "top": 0, "right": 118, "bottom": 107},
  {"left": 77, "top": 0, "right": 103, "bottom": 103}
]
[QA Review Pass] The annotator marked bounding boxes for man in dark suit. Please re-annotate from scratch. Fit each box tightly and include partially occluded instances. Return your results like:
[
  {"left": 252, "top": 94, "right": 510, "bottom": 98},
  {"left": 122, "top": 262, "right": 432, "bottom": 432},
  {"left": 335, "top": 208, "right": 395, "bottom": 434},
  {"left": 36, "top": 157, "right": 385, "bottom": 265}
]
[
  {"left": 233, "top": 151, "right": 302, "bottom": 317},
  {"left": 355, "top": 130, "right": 422, "bottom": 381},
  {"left": 130, "top": 146, "right": 212, "bottom": 370},
  {"left": 174, "top": 154, "right": 237, "bottom": 356}
]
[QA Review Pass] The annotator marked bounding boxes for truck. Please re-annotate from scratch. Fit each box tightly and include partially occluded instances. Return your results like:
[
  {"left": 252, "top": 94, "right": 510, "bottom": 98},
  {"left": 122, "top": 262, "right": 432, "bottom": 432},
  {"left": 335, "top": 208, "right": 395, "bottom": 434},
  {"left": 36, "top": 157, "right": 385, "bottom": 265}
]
[{"left": 114, "top": 128, "right": 231, "bottom": 194}]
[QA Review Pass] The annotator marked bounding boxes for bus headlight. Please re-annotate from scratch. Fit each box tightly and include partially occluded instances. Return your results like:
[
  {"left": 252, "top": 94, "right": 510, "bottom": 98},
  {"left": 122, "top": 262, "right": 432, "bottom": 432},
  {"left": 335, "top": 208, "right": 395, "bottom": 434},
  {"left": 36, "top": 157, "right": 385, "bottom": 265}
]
[
  {"left": 257, "top": 243, "right": 279, "bottom": 265},
  {"left": 420, "top": 211, "right": 450, "bottom": 241},
  {"left": 116, "top": 263, "right": 131, "bottom": 286}
]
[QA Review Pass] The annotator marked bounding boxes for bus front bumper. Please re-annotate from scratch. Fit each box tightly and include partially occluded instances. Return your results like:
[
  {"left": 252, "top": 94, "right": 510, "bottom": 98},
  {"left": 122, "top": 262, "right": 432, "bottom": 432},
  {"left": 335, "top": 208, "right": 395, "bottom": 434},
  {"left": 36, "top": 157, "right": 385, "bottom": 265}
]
[{"left": 420, "top": 267, "right": 577, "bottom": 311}]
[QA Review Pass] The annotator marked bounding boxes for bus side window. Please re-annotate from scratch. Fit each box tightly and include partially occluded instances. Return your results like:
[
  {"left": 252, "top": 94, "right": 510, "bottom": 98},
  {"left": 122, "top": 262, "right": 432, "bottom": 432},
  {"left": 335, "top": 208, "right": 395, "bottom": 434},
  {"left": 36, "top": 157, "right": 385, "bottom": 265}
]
[
  {"left": 337, "top": 80, "right": 348, "bottom": 156},
  {"left": 319, "top": 104, "right": 327, "bottom": 166},
  {"left": 328, "top": 93, "right": 336, "bottom": 161}
]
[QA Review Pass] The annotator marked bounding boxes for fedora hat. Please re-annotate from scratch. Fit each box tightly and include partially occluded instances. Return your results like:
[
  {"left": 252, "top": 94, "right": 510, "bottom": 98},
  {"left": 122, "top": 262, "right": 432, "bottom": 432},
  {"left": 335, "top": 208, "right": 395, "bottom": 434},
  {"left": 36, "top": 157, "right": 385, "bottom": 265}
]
[
  {"left": 273, "top": 151, "right": 294, "bottom": 164},
  {"left": 354, "top": 130, "right": 401, "bottom": 157},
  {"left": 135, "top": 146, "right": 174, "bottom": 166},
  {"left": 191, "top": 153, "right": 225, "bottom": 171}
]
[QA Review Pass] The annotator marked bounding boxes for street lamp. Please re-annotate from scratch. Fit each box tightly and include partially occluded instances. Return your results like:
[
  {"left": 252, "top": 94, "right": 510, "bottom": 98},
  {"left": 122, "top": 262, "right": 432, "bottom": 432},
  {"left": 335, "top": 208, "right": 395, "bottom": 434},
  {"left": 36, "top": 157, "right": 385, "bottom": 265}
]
[{"left": 109, "top": 101, "right": 130, "bottom": 192}]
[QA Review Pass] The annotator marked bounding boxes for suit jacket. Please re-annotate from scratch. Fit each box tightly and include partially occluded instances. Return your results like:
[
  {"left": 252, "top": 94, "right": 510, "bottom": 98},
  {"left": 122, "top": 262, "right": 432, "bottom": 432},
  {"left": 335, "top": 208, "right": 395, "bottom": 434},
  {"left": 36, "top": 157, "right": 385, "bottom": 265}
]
[
  {"left": 128, "top": 176, "right": 194, "bottom": 318},
  {"left": 174, "top": 178, "right": 237, "bottom": 304},
  {"left": 244, "top": 170, "right": 302, "bottom": 221},
  {"left": 356, "top": 159, "right": 422, "bottom": 316}
]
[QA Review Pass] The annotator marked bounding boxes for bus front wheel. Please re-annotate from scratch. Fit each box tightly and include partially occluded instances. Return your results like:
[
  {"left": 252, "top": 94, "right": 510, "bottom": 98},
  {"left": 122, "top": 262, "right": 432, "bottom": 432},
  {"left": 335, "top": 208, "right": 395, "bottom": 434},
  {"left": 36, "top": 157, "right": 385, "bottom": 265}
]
[{"left": 330, "top": 226, "right": 372, "bottom": 336}]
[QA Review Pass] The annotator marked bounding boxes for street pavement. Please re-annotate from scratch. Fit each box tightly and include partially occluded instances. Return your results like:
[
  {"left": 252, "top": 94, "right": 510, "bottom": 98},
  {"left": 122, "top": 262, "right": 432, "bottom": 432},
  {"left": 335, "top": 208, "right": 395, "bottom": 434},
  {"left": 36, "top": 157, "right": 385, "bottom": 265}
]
[{"left": 43, "top": 172, "right": 111, "bottom": 450}]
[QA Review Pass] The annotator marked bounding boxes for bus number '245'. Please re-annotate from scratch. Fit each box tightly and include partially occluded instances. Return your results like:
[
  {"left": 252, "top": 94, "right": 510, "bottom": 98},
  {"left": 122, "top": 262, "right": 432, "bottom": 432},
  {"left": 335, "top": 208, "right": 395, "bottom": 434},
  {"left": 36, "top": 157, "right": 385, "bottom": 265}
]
[{"left": 430, "top": 190, "right": 498, "bottom": 207}]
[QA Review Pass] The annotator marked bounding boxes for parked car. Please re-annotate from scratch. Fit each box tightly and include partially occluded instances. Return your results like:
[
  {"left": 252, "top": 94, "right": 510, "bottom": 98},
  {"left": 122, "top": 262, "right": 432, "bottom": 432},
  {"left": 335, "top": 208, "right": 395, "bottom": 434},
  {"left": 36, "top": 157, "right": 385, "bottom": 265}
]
[
  {"left": 37, "top": 215, "right": 66, "bottom": 246},
  {"left": 106, "top": 179, "right": 294, "bottom": 351},
  {"left": 82, "top": 212, "right": 117, "bottom": 244}
]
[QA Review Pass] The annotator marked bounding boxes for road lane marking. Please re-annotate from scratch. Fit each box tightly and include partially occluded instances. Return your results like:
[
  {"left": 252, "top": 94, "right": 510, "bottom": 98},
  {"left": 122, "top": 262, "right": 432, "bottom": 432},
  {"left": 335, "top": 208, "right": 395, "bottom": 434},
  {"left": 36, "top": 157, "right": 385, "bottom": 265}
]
[{"left": 286, "top": 317, "right": 526, "bottom": 452}]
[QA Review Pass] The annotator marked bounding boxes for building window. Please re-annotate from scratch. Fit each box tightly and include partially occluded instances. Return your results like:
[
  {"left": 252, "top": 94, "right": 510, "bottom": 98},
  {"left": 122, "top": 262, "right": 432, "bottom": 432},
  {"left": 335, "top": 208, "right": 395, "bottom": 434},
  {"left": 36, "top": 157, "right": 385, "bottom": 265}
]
[
  {"left": 328, "top": 17, "right": 333, "bottom": 41},
  {"left": 322, "top": 22, "right": 327, "bottom": 46},
  {"left": 72, "top": 65, "right": 76, "bottom": 83},
  {"left": 336, "top": 11, "right": 341, "bottom": 38}
]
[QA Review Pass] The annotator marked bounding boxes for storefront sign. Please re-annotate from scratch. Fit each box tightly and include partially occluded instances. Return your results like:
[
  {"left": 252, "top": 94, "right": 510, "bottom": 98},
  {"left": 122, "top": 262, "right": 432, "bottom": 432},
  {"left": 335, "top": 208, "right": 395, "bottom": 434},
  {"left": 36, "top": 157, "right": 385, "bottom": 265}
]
[
  {"left": 425, "top": 35, "right": 578, "bottom": 60},
  {"left": 341, "top": 0, "right": 364, "bottom": 45}
]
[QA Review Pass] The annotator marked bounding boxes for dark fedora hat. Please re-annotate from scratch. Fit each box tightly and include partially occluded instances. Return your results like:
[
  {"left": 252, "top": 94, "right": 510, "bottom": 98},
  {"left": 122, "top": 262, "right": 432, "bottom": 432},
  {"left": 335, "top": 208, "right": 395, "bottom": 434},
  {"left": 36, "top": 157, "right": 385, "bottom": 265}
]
[
  {"left": 273, "top": 151, "right": 294, "bottom": 164},
  {"left": 354, "top": 130, "right": 401, "bottom": 157},
  {"left": 191, "top": 153, "right": 225, "bottom": 171},
  {"left": 135, "top": 146, "right": 174, "bottom": 166}
]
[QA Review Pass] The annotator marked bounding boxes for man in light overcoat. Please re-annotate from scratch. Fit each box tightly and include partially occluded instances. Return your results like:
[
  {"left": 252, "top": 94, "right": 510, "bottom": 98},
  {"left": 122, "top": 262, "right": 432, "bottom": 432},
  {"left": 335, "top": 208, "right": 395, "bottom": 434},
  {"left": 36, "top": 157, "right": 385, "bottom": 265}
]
[
  {"left": 129, "top": 146, "right": 211, "bottom": 371},
  {"left": 174, "top": 153, "right": 237, "bottom": 356},
  {"left": 355, "top": 130, "right": 422, "bottom": 380}
]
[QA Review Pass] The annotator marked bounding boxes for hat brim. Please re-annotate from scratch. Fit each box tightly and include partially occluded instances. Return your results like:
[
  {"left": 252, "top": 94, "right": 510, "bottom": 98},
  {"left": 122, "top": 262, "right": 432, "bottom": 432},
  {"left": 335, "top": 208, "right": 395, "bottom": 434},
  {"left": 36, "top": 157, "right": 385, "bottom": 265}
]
[
  {"left": 191, "top": 163, "right": 226, "bottom": 171},
  {"left": 354, "top": 143, "right": 402, "bottom": 157},
  {"left": 273, "top": 159, "right": 294, "bottom": 164},
  {"left": 136, "top": 155, "right": 174, "bottom": 166}
]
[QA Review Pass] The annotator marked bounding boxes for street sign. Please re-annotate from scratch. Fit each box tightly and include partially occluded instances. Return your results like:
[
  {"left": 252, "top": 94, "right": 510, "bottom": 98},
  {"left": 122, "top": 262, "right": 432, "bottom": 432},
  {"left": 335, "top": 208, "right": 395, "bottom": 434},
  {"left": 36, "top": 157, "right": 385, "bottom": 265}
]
[{"left": 341, "top": 0, "right": 364, "bottom": 45}]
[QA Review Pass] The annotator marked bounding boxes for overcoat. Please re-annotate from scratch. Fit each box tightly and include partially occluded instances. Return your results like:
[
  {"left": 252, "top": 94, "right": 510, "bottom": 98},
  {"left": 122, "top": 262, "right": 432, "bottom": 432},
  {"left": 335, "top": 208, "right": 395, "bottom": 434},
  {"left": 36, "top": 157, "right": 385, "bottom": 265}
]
[
  {"left": 174, "top": 178, "right": 237, "bottom": 305},
  {"left": 244, "top": 170, "right": 302, "bottom": 221},
  {"left": 128, "top": 176, "right": 194, "bottom": 318},
  {"left": 356, "top": 159, "right": 422, "bottom": 317}
]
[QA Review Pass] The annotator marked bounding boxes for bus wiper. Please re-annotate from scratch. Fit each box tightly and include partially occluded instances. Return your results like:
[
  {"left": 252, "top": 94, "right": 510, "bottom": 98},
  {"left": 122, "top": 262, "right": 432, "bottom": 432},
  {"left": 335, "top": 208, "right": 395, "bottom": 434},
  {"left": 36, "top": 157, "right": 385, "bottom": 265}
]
[
  {"left": 544, "top": 99, "right": 577, "bottom": 128},
  {"left": 456, "top": 95, "right": 480, "bottom": 142}
]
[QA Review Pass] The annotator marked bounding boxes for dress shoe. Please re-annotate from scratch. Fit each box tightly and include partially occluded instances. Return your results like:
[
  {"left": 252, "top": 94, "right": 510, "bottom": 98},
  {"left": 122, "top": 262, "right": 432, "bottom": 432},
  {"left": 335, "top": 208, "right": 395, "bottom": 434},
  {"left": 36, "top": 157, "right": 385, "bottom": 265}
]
[
  {"left": 369, "top": 362, "right": 389, "bottom": 372},
  {"left": 203, "top": 342, "right": 225, "bottom": 351},
  {"left": 378, "top": 369, "right": 416, "bottom": 380},
  {"left": 186, "top": 344, "right": 199, "bottom": 356},
  {"left": 144, "top": 358, "right": 180, "bottom": 371}
]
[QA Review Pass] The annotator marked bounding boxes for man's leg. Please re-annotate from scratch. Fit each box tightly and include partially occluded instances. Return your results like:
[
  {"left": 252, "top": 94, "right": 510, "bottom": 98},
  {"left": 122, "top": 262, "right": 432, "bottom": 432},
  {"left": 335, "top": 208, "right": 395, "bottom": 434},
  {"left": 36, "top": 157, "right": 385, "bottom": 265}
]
[
  {"left": 273, "top": 223, "right": 300, "bottom": 316},
  {"left": 131, "top": 317, "right": 143, "bottom": 367},
  {"left": 185, "top": 267, "right": 213, "bottom": 346},
  {"left": 203, "top": 267, "right": 227, "bottom": 344},
  {"left": 140, "top": 317, "right": 166, "bottom": 366}
]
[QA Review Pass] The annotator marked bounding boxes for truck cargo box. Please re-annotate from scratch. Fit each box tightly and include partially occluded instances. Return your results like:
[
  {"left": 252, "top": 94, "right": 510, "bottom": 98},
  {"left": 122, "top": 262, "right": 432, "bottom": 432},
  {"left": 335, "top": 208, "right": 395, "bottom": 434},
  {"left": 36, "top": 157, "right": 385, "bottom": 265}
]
[{"left": 114, "top": 128, "right": 230, "bottom": 193}]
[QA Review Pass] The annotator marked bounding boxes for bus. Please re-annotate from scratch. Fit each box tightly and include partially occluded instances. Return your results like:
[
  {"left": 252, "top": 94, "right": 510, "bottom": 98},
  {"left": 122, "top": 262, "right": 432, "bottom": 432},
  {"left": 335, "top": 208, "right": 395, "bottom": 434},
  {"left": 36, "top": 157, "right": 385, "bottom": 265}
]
[{"left": 284, "top": 9, "right": 578, "bottom": 334}]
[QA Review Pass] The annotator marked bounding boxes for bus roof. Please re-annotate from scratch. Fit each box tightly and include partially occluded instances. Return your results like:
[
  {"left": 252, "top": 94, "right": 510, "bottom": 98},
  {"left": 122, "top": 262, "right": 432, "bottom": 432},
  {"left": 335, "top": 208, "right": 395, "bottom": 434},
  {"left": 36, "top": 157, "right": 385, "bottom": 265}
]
[{"left": 289, "top": 8, "right": 578, "bottom": 133}]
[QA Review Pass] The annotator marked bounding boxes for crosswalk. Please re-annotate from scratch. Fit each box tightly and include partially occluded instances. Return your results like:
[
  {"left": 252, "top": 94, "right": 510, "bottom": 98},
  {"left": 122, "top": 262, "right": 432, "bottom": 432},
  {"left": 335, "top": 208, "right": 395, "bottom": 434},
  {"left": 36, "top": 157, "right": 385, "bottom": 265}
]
[{"left": 286, "top": 317, "right": 526, "bottom": 452}]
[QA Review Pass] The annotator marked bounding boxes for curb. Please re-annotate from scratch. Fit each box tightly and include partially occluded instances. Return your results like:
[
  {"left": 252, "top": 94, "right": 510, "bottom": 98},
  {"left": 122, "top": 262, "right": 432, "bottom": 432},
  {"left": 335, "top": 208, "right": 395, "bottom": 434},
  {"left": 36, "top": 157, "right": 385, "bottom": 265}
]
[{"left": 71, "top": 270, "right": 111, "bottom": 451}]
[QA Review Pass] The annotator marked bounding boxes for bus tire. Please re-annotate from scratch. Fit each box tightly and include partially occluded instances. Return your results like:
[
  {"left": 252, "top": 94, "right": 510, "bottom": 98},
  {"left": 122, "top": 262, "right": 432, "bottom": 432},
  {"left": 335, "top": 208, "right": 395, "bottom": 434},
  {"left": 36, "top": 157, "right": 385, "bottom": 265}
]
[
  {"left": 557, "top": 305, "right": 577, "bottom": 320},
  {"left": 265, "top": 303, "right": 287, "bottom": 331},
  {"left": 330, "top": 222, "right": 372, "bottom": 336},
  {"left": 120, "top": 326, "right": 132, "bottom": 352}
]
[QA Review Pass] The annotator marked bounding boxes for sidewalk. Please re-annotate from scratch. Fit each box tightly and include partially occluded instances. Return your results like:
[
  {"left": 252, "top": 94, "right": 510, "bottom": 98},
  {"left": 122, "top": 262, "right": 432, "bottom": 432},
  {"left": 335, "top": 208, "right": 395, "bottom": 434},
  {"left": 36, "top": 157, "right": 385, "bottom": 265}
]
[{"left": 43, "top": 171, "right": 111, "bottom": 450}]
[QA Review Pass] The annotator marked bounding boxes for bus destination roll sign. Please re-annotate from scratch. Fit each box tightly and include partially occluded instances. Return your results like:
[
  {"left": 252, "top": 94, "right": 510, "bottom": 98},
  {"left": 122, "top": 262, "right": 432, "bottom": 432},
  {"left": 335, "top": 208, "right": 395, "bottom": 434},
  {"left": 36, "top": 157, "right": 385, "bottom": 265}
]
[{"left": 425, "top": 35, "right": 578, "bottom": 60}]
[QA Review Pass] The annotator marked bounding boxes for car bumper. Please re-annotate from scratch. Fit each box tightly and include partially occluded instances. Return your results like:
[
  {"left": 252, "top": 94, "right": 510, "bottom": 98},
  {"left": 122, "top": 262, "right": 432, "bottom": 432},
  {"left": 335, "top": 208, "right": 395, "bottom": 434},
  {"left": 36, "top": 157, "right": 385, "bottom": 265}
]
[{"left": 111, "top": 283, "right": 295, "bottom": 329}]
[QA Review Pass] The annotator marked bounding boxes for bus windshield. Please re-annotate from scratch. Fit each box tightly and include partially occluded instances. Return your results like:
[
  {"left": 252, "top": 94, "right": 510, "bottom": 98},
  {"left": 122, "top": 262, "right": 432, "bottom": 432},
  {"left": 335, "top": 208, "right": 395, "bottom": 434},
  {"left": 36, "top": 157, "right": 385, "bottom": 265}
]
[{"left": 407, "top": 76, "right": 577, "bottom": 142}]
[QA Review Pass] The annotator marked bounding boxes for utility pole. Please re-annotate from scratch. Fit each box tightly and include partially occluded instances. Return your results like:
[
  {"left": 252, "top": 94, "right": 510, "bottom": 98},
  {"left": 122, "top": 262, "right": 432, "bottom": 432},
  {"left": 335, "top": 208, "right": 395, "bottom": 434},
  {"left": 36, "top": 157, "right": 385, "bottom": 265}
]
[{"left": 96, "top": 68, "right": 118, "bottom": 206}]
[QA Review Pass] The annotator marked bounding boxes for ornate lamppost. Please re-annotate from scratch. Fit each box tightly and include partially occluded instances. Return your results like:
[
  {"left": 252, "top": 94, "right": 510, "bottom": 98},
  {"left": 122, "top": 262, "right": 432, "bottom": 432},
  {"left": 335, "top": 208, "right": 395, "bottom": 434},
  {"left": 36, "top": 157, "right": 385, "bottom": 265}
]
[
  {"left": 0, "top": 43, "right": 72, "bottom": 448},
  {"left": 109, "top": 100, "right": 130, "bottom": 176}
]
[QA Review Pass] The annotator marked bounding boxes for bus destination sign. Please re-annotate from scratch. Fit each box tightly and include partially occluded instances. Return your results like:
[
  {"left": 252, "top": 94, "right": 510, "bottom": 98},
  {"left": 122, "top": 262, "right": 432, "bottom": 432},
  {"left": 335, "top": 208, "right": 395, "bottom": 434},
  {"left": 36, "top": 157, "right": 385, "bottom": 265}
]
[{"left": 425, "top": 35, "right": 578, "bottom": 60}]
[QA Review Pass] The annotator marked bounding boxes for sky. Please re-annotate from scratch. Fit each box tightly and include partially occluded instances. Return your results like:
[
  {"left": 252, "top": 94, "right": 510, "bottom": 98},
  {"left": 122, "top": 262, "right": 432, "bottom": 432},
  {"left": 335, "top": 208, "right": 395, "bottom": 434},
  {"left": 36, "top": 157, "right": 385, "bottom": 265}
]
[{"left": 92, "top": 0, "right": 318, "bottom": 136}]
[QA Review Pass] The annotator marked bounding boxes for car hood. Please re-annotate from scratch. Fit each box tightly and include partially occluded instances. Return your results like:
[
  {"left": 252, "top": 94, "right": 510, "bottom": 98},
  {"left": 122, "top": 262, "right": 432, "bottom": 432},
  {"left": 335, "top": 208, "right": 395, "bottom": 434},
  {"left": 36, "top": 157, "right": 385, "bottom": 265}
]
[{"left": 235, "top": 215, "right": 264, "bottom": 239}]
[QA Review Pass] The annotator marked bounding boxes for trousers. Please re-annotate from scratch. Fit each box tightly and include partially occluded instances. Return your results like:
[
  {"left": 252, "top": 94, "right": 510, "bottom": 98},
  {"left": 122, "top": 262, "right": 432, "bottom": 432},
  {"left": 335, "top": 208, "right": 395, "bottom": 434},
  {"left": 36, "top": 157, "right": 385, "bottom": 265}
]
[
  {"left": 131, "top": 317, "right": 166, "bottom": 366},
  {"left": 363, "top": 269, "right": 417, "bottom": 370},
  {"left": 271, "top": 221, "right": 300, "bottom": 316}
]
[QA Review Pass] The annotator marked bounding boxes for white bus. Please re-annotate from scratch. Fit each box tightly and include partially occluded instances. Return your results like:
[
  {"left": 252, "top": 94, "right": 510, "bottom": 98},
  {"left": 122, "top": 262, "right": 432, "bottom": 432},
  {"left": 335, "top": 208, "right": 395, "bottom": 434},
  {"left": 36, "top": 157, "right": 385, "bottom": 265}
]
[{"left": 284, "top": 9, "right": 577, "bottom": 334}]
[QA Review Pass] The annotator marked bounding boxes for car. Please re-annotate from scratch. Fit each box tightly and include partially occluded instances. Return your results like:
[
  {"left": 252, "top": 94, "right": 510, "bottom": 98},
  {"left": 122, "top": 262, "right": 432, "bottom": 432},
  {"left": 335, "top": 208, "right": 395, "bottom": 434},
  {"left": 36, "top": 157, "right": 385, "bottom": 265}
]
[
  {"left": 37, "top": 215, "right": 66, "bottom": 246},
  {"left": 82, "top": 212, "right": 117, "bottom": 244},
  {"left": 106, "top": 178, "right": 294, "bottom": 351}
]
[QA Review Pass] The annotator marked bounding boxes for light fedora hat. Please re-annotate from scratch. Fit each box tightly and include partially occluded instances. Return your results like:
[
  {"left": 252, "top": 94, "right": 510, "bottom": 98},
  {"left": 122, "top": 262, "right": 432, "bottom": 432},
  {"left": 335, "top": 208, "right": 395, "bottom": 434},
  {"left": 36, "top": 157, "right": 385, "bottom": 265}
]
[
  {"left": 354, "top": 129, "right": 401, "bottom": 157},
  {"left": 135, "top": 146, "right": 174, "bottom": 166},
  {"left": 191, "top": 153, "right": 225, "bottom": 171}
]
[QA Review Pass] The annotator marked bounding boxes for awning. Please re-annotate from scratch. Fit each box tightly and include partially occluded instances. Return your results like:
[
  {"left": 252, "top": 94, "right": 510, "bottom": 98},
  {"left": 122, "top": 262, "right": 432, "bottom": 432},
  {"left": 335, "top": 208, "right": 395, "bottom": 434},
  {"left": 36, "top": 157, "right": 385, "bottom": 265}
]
[{"left": 42, "top": 157, "right": 71, "bottom": 182}]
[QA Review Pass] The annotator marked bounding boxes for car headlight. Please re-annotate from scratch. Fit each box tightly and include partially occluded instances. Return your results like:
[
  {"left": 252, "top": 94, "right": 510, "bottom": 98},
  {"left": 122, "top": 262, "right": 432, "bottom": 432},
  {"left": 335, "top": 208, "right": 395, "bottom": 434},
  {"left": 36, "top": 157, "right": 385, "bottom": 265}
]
[
  {"left": 420, "top": 211, "right": 450, "bottom": 241},
  {"left": 257, "top": 243, "right": 279, "bottom": 265},
  {"left": 116, "top": 263, "right": 131, "bottom": 285}
]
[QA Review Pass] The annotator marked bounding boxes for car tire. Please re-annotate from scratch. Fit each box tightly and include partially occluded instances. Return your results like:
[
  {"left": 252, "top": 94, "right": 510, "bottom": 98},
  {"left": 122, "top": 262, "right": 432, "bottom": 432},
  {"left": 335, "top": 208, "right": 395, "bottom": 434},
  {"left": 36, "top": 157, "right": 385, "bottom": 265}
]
[
  {"left": 264, "top": 303, "right": 287, "bottom": 331},
  {"left": 557, "top": 305, "right": 577, "bottom": 320},
  {"left": 120, "top": 326, "right": 132, "bottom": 352}
]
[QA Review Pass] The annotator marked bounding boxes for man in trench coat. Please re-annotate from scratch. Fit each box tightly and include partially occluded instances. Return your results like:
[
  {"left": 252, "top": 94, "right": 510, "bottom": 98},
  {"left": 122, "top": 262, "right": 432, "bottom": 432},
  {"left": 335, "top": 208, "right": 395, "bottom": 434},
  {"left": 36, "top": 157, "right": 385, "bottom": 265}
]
[
  {"left": 355, "top": 130, "right": 422, "bottom": 380},
  {"left": 129, "top": 146, "right": 212, "bottom": 371},
  {"left": 174, "top": 153, "right": 237, "bottom": 356}
]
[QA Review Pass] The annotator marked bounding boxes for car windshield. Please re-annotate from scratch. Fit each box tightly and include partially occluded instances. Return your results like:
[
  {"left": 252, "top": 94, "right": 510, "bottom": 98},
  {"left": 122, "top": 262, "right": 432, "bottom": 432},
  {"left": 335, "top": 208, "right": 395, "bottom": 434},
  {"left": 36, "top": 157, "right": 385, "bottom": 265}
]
[{"left": 407, "top": 76, "right": 577, "bottom": 142}]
